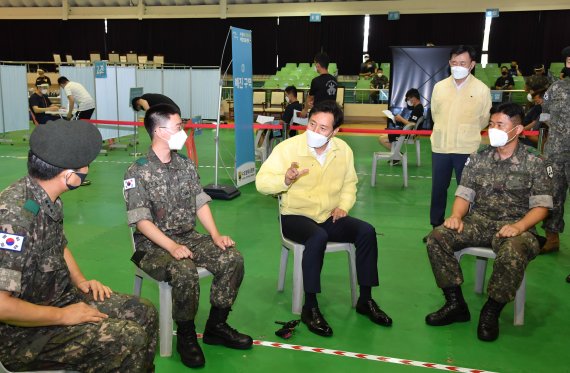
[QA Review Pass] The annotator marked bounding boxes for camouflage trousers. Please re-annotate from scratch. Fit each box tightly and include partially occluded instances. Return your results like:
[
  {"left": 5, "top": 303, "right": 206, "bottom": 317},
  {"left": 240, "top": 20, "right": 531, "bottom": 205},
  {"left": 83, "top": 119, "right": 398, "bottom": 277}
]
[
  {"left": 1, "top": 292, "right": 158, "bottom": 373},
  {"left": 135, "top": 230, "right": 244, "bottom": 322},
  {"left": 542, "top": 153, "right": 570, "bottom": 233},
  {"left": 426, "top": 213, "right": 540, "bottom": 303}
]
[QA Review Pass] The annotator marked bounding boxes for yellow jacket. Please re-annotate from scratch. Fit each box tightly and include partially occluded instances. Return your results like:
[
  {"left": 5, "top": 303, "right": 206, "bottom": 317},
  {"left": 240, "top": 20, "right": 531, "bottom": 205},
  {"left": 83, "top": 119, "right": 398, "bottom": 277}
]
[
  {"left": 430, "top": 75, "right": 491, "bottom": 154},
  {"left": 256, "top": 132, "right": 357, "bottom": 223}
]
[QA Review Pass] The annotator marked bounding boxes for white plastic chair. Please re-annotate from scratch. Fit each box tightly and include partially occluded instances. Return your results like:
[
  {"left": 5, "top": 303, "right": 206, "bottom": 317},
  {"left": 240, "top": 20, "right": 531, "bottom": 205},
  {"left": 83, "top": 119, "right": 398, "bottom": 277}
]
[
  {"left": 131, "top": 230, "right": 213, "bottom": 356},
  {"left": 0, "top": 361, "right": 75, "bottom": 373},
  {"left": 276, "top": 206, "right": 358, "bottom": 315},
  {"left": 405, "top": 117, "right": 423, "bottom": 167},
  {"left": 371, "top": 123, "right": 414, "bottom": 188},
  {"left": 454, "top": 247, "right": 526, "bottom": 326}
]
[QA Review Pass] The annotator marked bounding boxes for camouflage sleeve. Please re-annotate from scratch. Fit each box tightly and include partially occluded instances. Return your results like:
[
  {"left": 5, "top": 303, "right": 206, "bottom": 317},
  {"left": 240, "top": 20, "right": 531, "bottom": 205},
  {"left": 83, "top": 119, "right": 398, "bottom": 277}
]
[
  {"left": 455, "top": 152, "right": 478, "bottom": 202},
  {"left": 541, "top": 84, "right": 554, "bottom": 114},
  {"left": 529, "top": 157, "right": 554, "bottom": 209},
  {"left": 123, "top": 165, "right": 153, "bottom": 227},
  {"left": 0, "top": 223, "right": 28, "bottom": 294},
  {"left": 196, "top": 191, "right": 212, "bottom": 210}
]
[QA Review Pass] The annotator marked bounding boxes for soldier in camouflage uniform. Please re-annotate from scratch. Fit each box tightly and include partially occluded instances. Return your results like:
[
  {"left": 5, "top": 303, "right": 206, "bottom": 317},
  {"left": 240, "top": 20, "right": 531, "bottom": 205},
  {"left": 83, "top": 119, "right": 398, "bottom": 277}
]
[
  {"left": 540, "top": 46, "right": 570, "bottom": 253},
  {"left": 123, "top": 104, "right": 252, "bottom": 369},
  {"left": 0, "top": 120, "right": 158, "bottom": 372},
  {"left": 425, "top": 103, "right": 553, "bottom": 341}
]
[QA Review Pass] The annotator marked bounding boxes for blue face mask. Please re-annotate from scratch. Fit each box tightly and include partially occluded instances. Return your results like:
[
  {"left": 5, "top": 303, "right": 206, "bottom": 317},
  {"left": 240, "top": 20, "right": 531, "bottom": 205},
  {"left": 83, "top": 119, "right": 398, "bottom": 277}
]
[{"left": 66, "top": 171, "right": 87, "bottom": 190}]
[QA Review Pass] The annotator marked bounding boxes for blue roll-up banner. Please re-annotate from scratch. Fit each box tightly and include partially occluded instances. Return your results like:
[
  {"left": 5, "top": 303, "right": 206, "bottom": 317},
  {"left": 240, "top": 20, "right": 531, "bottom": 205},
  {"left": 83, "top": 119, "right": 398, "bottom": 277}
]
[{"left": 231, "top": 26, "right": 255, "bottom": 187}]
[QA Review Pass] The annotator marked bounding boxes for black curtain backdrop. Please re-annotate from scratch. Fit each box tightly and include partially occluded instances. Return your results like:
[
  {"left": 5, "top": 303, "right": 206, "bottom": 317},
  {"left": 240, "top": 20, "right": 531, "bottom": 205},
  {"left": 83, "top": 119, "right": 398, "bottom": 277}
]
[
  {"left": 277, "top": 16, "right": 363, "bottom": 74},
  {"left": 0, "top": 11, "right": 568, "bottom": 75},
  {"left": 488, "top": 10, "right": 570, "bottom": 74},
  {"left": 368, "top": 13, "right": 485, "bottom": 65}
]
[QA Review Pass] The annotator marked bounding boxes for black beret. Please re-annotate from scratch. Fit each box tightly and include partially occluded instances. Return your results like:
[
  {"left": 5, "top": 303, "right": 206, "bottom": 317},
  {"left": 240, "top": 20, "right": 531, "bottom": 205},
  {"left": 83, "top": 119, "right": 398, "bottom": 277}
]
[
  {"left": 29, "top": 119, "right": 102, "bottom": 169},
  {"left": 562, "top": 46, "right": 570, "bottom": 58}
]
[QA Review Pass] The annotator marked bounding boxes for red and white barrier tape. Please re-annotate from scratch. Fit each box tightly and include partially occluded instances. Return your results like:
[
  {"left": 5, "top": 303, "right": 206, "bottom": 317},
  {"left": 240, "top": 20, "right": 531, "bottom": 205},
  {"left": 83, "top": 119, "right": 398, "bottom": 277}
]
[{"left": 194, "top": 333, "right": 495, "bottom": 372}]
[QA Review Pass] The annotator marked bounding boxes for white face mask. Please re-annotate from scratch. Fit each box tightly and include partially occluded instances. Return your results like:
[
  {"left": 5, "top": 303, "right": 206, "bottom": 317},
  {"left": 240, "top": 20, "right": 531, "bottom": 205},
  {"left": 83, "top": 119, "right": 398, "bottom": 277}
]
[
  {"left": 306, "top": 129, "right": 330, "bottom": 148},
  {"left": 377, "top": 73, "right": 383, "bottom": 77},
  {"left": 406, "top": 100, "right": 414, "bottom": 107},
  {"left": 313, "top": 66, "right": 318, "bottom": 72},
  {"left": 451, "top": 66, "right": 470, "bottom": 80},
  {"left": 285, "top": 96, "right": 290, "bottom": 103},
  {"left": 167, "top": 130, "right": 188, "bottom": 150},
  {"left": 40, "top": 89, "right": 48, "bottom": 95},
  {"left": 527, "top": 93, "right": 533, "bottom": 102},
  {"left": 488, "top": 127, "right": 516, "bottom": 147}
]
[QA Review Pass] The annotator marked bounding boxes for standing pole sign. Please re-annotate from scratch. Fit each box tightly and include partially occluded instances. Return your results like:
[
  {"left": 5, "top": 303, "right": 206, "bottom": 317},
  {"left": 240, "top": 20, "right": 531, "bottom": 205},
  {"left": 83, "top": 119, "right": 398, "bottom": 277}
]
[{"left": 231, "top": 26, "right": 256, "bottom": 187}]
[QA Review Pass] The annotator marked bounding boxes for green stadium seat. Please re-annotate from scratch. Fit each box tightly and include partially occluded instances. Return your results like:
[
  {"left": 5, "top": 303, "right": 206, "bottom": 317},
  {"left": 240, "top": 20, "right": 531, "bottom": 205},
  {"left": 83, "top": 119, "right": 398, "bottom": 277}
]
[
  {"left": 285, "top": 63, "right": 297, "bottom": 70},
  {"left": 298, "top": 63, "right": 310, "bottom": 70}
]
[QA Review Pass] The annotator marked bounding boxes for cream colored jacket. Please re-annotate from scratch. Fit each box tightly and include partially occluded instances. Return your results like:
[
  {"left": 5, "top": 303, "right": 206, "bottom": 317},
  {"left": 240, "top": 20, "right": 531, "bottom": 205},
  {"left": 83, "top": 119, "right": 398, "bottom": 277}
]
[
  {"left": 430, "top": 75, "right": 491, "bottom": 154},
  {"left": 256, "top": 132, "right": 357, "bottom": 223}
]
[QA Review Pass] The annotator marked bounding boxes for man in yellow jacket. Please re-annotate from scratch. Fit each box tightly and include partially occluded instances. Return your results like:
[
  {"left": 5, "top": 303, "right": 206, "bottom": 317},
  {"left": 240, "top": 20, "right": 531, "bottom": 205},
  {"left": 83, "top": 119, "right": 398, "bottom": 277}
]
[
  {"left": 429, "top": 45, "right": 491, "bottom": 232},
  {"left": 256, "top": 101, "right": 392, "bottom": 337}
]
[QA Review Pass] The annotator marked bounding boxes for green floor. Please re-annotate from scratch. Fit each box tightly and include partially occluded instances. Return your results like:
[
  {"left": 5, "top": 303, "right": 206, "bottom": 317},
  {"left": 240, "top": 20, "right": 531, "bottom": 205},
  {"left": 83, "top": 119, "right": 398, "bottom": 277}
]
[{"left": 1, "top": 126, "right": 569, "bottom": 373}]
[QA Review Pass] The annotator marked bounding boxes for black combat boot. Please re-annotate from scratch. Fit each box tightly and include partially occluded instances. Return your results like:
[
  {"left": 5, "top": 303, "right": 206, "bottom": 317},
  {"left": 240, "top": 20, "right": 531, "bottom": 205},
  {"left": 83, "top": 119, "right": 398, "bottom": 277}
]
[
  {"left": 477, "top": 297, "right": 506, "bottom": 342},
  {"left": 176, "top": 320, "right": 205, "bottom": 368},
  {"left": 425, "top": 286, "right": 471, "bottom": 326},
  {"left": 203, "top": 307, "right": 253, "bottom": 349}
]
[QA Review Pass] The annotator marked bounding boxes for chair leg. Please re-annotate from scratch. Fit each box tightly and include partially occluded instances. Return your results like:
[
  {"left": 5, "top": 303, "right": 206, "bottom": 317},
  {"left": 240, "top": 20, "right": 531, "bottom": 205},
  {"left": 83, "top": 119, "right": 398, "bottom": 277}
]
[
  {"left": 292, "top": 246, "right": 304, "bottom": 315},
  {"left": 415, "top": 139, "right": 421, "bottom": 167},
  {"left": 277, "top": 247, "right": 289, "bottom": 292},
  {"left": 347, "top": 245, "right": 358, "bottom": 308},
  {"left": 402, "top": 154, "right": 408, "bottom": 188},
  {"left": 133, "top": 274, "right": 143, "bottom": 297},
  {"left": 514, "top": 273, "right": 526, "bottom": 326},
  {"left": 371, "top": 154, "right": 378, "bottom": 187},
  {"left": 158, "top": 282, "right": 174, "bottom": 357},
  {"left": 474, "top": 257, "right": 488, "bottom": 294}
]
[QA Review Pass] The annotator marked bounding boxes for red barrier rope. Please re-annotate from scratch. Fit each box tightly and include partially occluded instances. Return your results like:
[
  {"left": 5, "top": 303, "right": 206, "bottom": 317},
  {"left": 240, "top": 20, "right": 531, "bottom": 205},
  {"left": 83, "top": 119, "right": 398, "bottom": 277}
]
[{"left": 85, "top": 119, "right": 540, "bottom": 136}]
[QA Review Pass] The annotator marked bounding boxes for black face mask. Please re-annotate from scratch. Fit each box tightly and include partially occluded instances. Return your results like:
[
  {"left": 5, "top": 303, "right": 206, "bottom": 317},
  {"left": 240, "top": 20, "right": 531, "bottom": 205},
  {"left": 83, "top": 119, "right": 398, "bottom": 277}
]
[
  {"left": 502, "top": 71, "right": 508, "bottom": 76},
  {"left": 66, "top": 171, "right": 87, "bottom": 190}
]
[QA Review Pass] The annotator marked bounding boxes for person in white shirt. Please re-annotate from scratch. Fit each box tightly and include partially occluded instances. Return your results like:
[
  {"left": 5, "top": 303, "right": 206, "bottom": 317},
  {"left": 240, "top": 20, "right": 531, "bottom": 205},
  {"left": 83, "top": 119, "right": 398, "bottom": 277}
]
[{"left": 57, "top": 76, "right": 96, "bottom": 120}]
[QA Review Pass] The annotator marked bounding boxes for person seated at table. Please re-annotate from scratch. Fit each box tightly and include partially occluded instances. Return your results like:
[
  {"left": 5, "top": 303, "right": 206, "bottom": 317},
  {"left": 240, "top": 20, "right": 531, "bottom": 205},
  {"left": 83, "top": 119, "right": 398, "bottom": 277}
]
[
  {"left": 379, "top": 88, "right": 423, "bottom": 155},
  {"left": 29, "top": 83, "right": 59, "bottom": 124},
  {"left": 282, "top": 86, "right": 304, "bottom": 137}
]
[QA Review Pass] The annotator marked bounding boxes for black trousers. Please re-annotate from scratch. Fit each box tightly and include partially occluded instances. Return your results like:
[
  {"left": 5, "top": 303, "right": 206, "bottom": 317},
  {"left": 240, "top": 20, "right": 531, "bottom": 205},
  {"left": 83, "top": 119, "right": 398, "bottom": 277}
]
[
  {"left": 77, "top": 108, "right": 95, "bottom": 120},
  {"left": 281, "top": 214, "right": 379, "bottom": 293},
  {"left": 430, "top": 152, "right": 470, "bottom": 227}
]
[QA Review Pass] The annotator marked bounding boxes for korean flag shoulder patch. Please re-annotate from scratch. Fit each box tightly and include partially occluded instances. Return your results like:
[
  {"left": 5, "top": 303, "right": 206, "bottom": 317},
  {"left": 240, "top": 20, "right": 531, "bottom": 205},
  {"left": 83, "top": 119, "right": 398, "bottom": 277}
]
[
  {"left": 546, "top": 165, "right": 553, "bottom": 179},
  {"left": 0, "top": 233, "right": 25, "bottom": 252},
  {"left": 124, "top": 178, "right": 136, "bottom": 190}
]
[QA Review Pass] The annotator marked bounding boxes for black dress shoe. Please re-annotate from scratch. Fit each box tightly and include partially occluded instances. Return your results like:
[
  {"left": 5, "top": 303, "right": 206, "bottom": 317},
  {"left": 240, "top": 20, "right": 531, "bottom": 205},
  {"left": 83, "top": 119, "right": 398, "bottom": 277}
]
[
  {"left": 356, "top": 299, "right": 392, "bottom": 326},
  {"left": 301, "top": 307, "right": 333, "bottom": 337}
]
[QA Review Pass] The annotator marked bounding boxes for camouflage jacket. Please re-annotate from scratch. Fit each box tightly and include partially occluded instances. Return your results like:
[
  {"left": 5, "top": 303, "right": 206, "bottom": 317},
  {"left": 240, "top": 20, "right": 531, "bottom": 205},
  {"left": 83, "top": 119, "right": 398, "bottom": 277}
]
[
  {"left": 542, "top": 77, "right": 570, "bottom": 155},
  {"left": 455, "top": 143, "right": 553, "bottom": 223},
  {"left": 0, "top": 176, "right": 79, "bottom": 332},
  {"left": 124, "top": 148, "right": 211, "bottom": 242}
]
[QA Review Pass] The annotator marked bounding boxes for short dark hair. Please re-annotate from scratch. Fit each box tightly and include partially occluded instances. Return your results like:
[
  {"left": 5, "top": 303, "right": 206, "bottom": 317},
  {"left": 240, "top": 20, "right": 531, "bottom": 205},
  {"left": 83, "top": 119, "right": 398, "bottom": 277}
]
[
  {"left": 284, "top": 86, "right": 297, "bottom": 97},
  {"left": 449, "top": 45, "right": 477, "bottom": 62},
  {"left": 314, "top": 52, "right": 330, "bottom": 69},
  {"left": 500, "top": 66, "right": 509, "bottom": 71},
  {"left": 27, "top": 150, "right": 66, "bottom": 180},
  {"left": 309, "top": 100, "right": 344, "bottom": 129},
  {"left": 490, "top": 103, "right": 524, "bottom": 124},
  {"left": 405, "top": 88, "right": 420, "bottom": 100},
  {"left": 131, "top": 97, "right": 142, "bottom": 111},
  {"left": 57, "top": 76, "right": 69, "bottom": 85},
  {"left": 144, "top": 104, "right": 180, "bottom": 139}
]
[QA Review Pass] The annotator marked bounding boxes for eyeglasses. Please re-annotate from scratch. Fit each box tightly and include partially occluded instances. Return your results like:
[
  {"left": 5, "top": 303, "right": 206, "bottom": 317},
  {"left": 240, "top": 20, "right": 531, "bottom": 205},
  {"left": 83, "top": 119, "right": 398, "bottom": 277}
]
[{"left": 159, "top": 122, "right": 184, "bottom": 133}]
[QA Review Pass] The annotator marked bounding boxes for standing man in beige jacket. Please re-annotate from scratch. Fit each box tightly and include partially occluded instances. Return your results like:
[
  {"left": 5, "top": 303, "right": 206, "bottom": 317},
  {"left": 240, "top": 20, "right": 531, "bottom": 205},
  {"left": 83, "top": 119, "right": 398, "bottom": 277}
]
[{"left": 428, "top": 45, "right": 491, "bottom": 233}]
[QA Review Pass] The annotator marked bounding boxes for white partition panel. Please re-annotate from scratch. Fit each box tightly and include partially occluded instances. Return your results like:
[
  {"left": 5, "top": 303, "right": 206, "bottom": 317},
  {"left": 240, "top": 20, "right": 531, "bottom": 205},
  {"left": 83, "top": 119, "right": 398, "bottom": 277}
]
[
  {"left": 136, "top": 69, "right": 163, "bottom": 95},
  {"left": 116, "top": 67, "right": 137, "bottom": 138},
  {"left": 0, "top": 65, "right": 28, "bottom": 132},
  {"left": 163, "top": 69, "right": 191, "bottom": 118},
  {"left": 190, "top": 67, "right": 220, "bottom": 120},
  {"left": 94, "top": 66, "right": 119, "bottom": 140},
  {"left": 59, "top": 66, "right": 96, "bottom": 119}
]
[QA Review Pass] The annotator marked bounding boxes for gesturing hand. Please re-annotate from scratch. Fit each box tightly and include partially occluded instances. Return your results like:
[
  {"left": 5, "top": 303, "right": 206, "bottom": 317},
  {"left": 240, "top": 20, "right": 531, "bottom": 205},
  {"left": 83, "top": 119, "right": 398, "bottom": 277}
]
[{"left": 285, "top": 162, "right": 309, "bottom": 186}]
